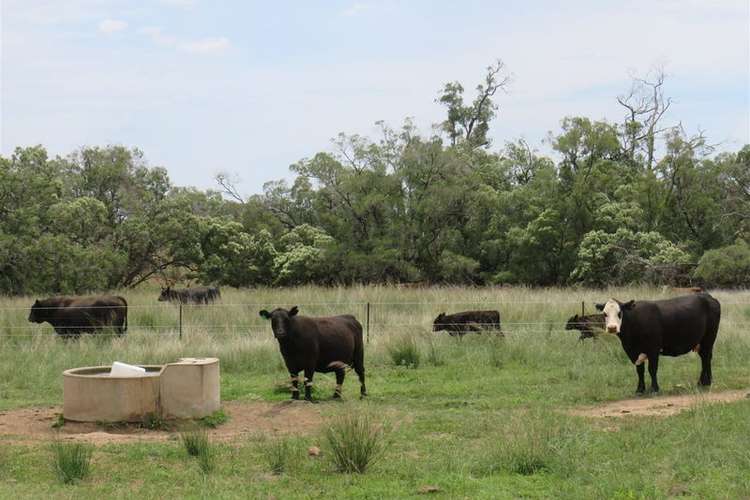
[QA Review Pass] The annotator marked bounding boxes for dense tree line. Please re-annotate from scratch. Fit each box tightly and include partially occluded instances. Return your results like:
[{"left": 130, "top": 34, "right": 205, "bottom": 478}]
[{"left": 1, "top": 64, "right": 748, "bottom": 294}]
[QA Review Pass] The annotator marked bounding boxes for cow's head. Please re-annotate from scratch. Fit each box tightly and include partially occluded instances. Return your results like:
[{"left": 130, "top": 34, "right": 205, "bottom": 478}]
[
  {"left": 565, "top": 314, "right": 580, "bottom": 330},
  {"left": 28, "top": 299, "right": 44, "bottom": 323},
  {"left": 433, "top": 312, "right": 446, "bottom": 332},
  {"left": 158, "top": 287, "right": 171, "bottom": 302},
  {"left": 259, "top": 306, "right": 299, "bottom": 339},
  {"left": 595, "top": 299, "right": 635, "bottom": 334}
]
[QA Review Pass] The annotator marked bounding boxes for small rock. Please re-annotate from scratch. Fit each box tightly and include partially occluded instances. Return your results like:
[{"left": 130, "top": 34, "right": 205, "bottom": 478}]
[
  {"left": 308, "top": 446, "right": 321, "bottom": 457},
  {"left": 418, "top": 485, "right": 441, "bottom": 494},
  {"left": 620, "top": 409, "right": 630, "bottom": 414}
]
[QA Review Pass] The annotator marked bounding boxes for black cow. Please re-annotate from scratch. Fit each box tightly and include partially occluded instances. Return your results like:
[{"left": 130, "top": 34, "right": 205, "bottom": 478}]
[
  {"left": 158, "top": 286, "right": 220, "bottom": 304},
  {"left": 565, "top": 313, "right": 605, "bottom": 341},
  {"left": 28, "top": 295, "right": 128, "bottom": 338},
  {"left": 259, "top": 306, "right": 366, "bottom": 401},
  {"left": 596, "top": 293, "right": 721, "bottom": 393},
  {"left": 433, "top": 310, "right": 502, "bottom": 336}
]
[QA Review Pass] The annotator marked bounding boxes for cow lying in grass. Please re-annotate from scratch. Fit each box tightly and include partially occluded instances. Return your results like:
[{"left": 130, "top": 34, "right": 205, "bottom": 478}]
[
  {"left": 433, "top": 310, "right": 502, "bottom": 337},
  {"left": 259, "top": 306, "right": 366, "bottom": 401},
  {"left": 596, "top": 293, "right": 721, "bottom": 393},
  {"left": 565, "top": 313, "right": 605, "bottom": 341}
]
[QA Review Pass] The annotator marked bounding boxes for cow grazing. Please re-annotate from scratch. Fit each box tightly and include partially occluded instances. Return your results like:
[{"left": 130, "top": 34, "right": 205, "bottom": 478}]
[
  {"left": 28, "top": 295, "right": 128, "bottom": 338},
  {"left": 565, "top": 313, "right": 605, "bottom": 341},
  {"left": 158, "top": 286, "right": 220, "bottom": 304},
  {"left": 433, "top": 310, "right": 502, "bottom": 337},
  {"left": 259, "top": 306, "right": 366, "bottom": 401},
  {"left": 596, "top": 293, "right": 721, "bottom": 393}
]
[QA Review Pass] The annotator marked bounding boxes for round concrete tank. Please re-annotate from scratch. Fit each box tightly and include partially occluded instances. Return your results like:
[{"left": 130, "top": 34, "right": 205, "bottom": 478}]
[
  {"left": 62, "top": 358, "right": 220, "bottom": 423},
  {"left": 63, "top": 365, "right": 162, "bottom": 423}
]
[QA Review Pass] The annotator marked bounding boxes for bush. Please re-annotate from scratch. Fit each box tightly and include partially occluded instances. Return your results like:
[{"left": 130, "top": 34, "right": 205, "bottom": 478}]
[
  {"left": 324, "top": 413, "right": 388, "bottom": 473},
  {"left": 387, "top": 335, "right": 421, "bottom": 368},
  {"left": 181, "top": 429, "right": 215, "bottom": 474},
  {"left": 694, "top": 240, "right": 750, "bottom": 288},
  {"left": 180, "top": 429, "right": 210, "bottom": 457},
  {"left": 261, "top": 438, "right": 299, "bottom": 475},
  {"left": 51, "top": 440, "right": 93, "bottom": 484}
]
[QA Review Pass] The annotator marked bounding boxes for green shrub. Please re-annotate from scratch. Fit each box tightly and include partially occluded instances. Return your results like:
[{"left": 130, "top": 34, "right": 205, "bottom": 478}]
[
  {"left": 694, "top": 240, "right": 750, "bottom": 288},
  {"left": 199, "top": 409, "right": 229, "bottom": 428},
  {"left": 181, "top": 429, "right": 210, "bottom": 457},
  {"left": 51, "top": 440, "right": 93, "bottom": 484},
  {"left": 261, "top": 438, "right": 299, "bottom": 475},
  {"left": 387, "top": 336, "right": 421, "bottom": 368},
  {"left": 324, "top": 413, "right": 388, "bottom": 473}
]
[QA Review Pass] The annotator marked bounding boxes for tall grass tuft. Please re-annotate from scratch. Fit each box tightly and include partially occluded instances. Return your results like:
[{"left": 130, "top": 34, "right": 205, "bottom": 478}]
[
  {"left": 180, "top": 429, "right": 215, "bottom": 474},
  {"left": 474, "top": 412, "right": 575, "bottom": 477},
  {"left": 387, "top": 335, "right": 421, "bottom": 368},
  {"left": 51, "top": 440, "right": 93, "bottom": 484},
  {"left": 261, "top": 438, "right": 299, "bottom": 475},
  {"left": 425, "top": 338, "right": 445, "bottom": 366},
  {"left": 324, "top": 412, "right": 388, "bottom": 473},
  {"left": 180, "top": 429, "right": 210, "bottom": 457}
]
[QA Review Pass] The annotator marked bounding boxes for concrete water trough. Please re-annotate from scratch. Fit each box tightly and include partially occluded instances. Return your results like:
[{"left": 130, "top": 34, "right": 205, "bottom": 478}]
[{"left": 62, "top": 357, "right": 220, "bottom": 423}]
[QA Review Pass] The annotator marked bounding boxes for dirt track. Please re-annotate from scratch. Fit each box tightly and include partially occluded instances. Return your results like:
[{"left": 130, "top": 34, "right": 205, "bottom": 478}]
[
  {"left": 0, "top": 400, "right": 323, "bottom": 445},
  {"left": 568, "top": 389, "right": 750, "bottom": 419}
]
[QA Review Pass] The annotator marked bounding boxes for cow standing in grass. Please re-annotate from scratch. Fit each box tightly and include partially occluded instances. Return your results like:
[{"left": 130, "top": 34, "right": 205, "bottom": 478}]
[
  {"left": 158, "top": 286, "right": 220, "bottom": 304},
  {"left": 433, "top": 310, "right": 502, "bottom": 337},
  {"left": 259, "top": 306, "right": 367, "bottom": 401},
  {"left": 596, "top": 293, "right": 721, "bottom": 393},
  {"left": 28, "top": 295, "right": 128, "bottom": 338},
  {"left": 565, "top": 313, "right": 605, "bottom": 341}
]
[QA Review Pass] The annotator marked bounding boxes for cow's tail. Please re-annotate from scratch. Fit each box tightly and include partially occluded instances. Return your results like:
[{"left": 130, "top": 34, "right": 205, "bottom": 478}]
[
  {"left": 119, "top": 296, "right": 128, "bottom": 335},
  {"left": 703, "top": 293, "right": 721, "bottom": 348},
  {"left": 327, "top": 361, "right": 350, "bottom": 371}
]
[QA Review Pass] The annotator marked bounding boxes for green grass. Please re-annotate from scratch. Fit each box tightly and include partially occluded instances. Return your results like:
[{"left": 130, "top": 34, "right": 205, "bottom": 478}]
[
  {"left": 324, "top": 411, "right": 389, "bottom": 473},
  {"left": 51, "top": 440, "right": 93, "bottom": 484},
  {"left": 260, "top": 437, "right": 300, "bottom": 475},
  {"left": 0, "top": 285, "right": 749, "bottom": 497}
]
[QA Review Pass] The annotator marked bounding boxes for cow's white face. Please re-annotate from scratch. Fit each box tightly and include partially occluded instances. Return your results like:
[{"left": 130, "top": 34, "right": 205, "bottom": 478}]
[{"left": 601, "top": 299, "right": 623, "bottom": 334}]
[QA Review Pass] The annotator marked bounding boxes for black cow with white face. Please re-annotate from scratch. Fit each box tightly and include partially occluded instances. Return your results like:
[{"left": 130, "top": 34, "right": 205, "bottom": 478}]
[
  {"left": 259, "top": 306, "right": 367, "bottom": 401},
  {"left": 596, "top": 293, "right": 721, "bottom": 393}
]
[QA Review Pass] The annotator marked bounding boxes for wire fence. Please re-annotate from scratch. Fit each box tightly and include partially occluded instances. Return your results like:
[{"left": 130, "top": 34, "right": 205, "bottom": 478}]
[{"left": 1, "top": 299, "right": 748, "bottom": 341}]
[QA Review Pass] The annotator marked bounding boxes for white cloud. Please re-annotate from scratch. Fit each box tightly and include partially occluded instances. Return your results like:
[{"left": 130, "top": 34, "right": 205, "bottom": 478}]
[
  {"left": 159, "top": 0, "right": 196, "bottom": 7},
  {"left": 140, "top": 27, "right": 229, "bottom": 55},
  {"left": 97, "top": 18, "right": 128, "bottom": 34},
  {"left": 342, "top": 3, "right": 372, "bottom": 17},
  {"left": 178, "top": 37, "right": 231, "bottom": 55},
  {"left": 141, "top": 26, "right": 178, "bottom": 47}
]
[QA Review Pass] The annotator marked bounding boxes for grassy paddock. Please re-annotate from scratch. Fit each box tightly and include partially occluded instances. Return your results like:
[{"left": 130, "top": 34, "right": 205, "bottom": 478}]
[{"left": 0, "top": 286, "right": 749, "bottom": 498}]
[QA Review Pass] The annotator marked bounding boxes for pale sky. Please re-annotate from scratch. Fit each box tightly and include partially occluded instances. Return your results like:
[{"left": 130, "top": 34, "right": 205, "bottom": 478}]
[{"left": 1, "top": 0, "right": 748, "bottom": 195}]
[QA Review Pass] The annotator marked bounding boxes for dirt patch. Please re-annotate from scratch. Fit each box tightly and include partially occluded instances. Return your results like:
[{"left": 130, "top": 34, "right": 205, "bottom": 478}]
[
  {"left": 569, "top": 389, "right": 750, "bottom": 419},
  {"left": 0, "top": 400, "right": 323, "bottom": 445}
]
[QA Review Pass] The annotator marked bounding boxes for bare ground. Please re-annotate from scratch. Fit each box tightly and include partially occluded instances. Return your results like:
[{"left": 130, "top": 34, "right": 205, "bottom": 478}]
[
  {"left": 569, "top": 389, "right": 750, "bottom": 419},
  {"left": 0, "top": 400, "right": 323, "bottom": 445}
]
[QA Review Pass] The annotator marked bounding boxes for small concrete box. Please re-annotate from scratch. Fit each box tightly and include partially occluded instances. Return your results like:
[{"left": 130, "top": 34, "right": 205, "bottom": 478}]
[
  {"left": 63, "top": 357, "right": 220, "bottom": 423},
  {"left": 160, "top": 357, "right": 220, "bottom": 419}
]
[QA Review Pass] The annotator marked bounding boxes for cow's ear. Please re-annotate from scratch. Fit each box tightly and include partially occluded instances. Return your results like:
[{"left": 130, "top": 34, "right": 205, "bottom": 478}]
[
  {"left": 622, "top": 300, "right": 636, "bottom": 310},
  {"left": 289, "top": 306, "right": 299, "bottom": 316},
  {"left": 259, "top": 310, "right": 271, "bottom": 319},
  {"left": 595, "top": 303, "right": 605, "bottom": 311}
]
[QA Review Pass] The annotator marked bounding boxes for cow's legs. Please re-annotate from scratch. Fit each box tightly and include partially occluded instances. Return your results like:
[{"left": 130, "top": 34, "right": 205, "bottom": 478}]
[
  {"left": 333, "top": 369, "right": 345, "bottom": 399},
  {"left": 698, "top": 348, "right": 713, "bottom": 387},
  {"left": 355, "top": 364, "right": 367, "bottom": 398},
  {"left": 290, "top": 372, "right": 300, "bottom": 400},
  {"left": 647, "top": 354, "right": 659, "bottom": 393},
  {"left": 635, "top": 363, "right": 646, "bottom": 394},
  {"left": 303, "top": 368, "right": 315, "bottom": 402}
]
